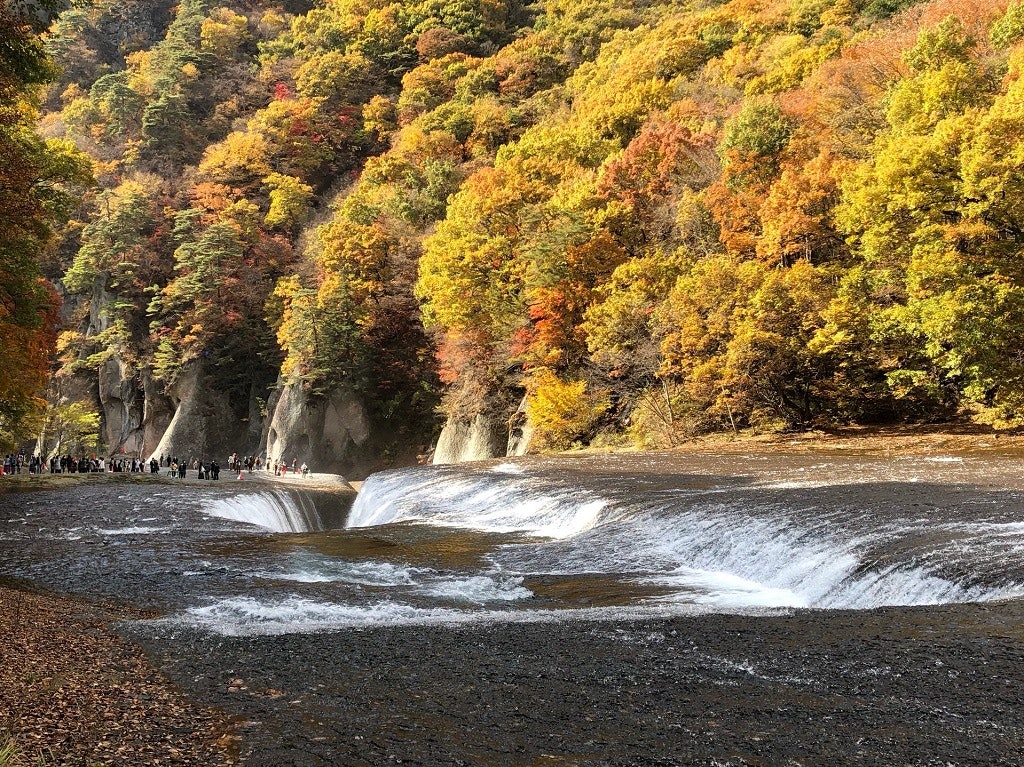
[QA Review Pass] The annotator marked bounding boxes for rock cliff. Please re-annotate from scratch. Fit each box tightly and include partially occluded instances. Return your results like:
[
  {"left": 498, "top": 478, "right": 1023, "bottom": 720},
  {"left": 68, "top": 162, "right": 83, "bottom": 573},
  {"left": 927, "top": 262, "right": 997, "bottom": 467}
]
[
  {"left": 148, "top": 363, "right": 249, "bottom": 463},
  {"left": 263, "top": 382, "right": 374, "bottom": 476},
  {"left": 432, "top": 413, "right": 510, "bottom": 464}
]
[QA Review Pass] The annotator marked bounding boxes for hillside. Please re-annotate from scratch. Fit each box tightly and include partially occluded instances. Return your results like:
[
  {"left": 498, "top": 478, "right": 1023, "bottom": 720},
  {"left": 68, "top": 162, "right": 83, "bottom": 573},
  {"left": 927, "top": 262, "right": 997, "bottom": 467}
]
[{"left": 5, "top": 0, "right": 1024, "bottom": 466}]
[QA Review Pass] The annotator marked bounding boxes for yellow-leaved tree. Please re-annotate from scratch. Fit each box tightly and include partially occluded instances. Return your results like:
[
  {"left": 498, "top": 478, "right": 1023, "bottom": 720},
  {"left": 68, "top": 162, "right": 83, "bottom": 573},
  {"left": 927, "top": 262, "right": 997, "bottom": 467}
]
[{"left": 525, "top": 367, "right": 608, "bottom": 451}]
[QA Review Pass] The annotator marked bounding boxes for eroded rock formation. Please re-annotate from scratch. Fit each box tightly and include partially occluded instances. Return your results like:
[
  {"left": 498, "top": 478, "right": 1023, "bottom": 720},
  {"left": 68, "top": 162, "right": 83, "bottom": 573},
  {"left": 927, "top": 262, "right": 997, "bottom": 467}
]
[
  {"left": 148, "top": 363, "right": 248, "bottom": 463},
  {"left": 264, "top": 382, "right": 373, "bottom": 475},
  {"left": 432, "top": 413, "right": 509, "bottom": 464}
]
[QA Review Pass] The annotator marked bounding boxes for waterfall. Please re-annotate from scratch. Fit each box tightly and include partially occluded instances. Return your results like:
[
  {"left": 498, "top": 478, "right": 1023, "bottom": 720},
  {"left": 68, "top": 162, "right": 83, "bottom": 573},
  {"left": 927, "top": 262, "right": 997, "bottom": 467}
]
[
  {"left": 204, "top": 490, "right": 325, "bottom": 533},
  {"left": 347, "top": 465, "right": 609, "bottom": 538},
  {"left": 348, "top": 463, "right": 1024, "bottom": 611}
]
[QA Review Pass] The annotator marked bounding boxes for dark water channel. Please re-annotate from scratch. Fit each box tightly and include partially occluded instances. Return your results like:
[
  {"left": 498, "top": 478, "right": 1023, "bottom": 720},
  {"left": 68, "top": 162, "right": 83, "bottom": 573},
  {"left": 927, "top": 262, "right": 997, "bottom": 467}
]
[{"left": 4, "top": 449, "right": 1024, "bottom": 765}]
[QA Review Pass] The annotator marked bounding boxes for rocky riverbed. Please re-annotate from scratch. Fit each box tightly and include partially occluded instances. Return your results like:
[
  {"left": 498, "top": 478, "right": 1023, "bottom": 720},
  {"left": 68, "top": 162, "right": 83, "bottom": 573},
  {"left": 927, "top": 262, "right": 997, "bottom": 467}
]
[
  {"left": 130, "top": 599, "right": 1024, "bottom": 766},
  {"left": 5, "top": 431, "right": 1024, "bottom": 765}
]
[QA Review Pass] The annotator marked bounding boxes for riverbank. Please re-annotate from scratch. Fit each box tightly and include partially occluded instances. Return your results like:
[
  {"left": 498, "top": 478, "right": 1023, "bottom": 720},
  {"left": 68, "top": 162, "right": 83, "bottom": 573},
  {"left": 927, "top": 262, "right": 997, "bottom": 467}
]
[
  {"left": 665, "top": 422, "right": 1024, "bottom": 456},
  {"left": 0, "top": 468, "right": 358, "bottom": 494},
  {"left": 4, "top": 425, "right": 1024, "bottom": 765},
  {"left": 3, "top": 423, "right": 1018, "bottom": 496},
  {"left": 0, "top": 586, "right": 237, "bottom": 765}
]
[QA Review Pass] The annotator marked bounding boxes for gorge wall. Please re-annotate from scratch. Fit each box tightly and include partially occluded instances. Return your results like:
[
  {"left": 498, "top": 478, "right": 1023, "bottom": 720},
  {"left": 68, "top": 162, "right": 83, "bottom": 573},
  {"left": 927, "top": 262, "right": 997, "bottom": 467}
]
[
  {"left": 432, "top": 397, "right": 534, "bottom": 464},
  {"left": 263, "top": 383, "right": 375, "bottom": 476}
]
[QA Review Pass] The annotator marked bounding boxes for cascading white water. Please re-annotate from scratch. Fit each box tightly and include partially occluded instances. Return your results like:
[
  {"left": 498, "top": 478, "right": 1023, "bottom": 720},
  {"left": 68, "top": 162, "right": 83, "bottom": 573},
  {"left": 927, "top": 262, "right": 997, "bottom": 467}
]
[
  {"left": 203, "top": 490, "right": 324, "bottom": 533},
  {"left": 348, "top": 463, "right": 1024, "bottom": 611},
  {"left": 348, "top": 464, "right": 608, "bottom": 538},
  {"left": 15, "top": 451, "right": 1024, "bottom": 638}
]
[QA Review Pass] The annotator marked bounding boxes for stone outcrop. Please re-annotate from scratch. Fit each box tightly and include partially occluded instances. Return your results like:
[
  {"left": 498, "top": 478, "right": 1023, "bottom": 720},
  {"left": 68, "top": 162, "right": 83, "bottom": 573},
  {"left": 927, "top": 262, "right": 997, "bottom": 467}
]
[
  {"left": 97, "top": 356, "right": 145, "bottom": 455},
  {"left": 148, "top": 363, "right": 248, "bottom": 463},
  {"left": 70, "top": 279, "right": 174, "bottom": 457},
  {"left": 263, "top": 382, "right": 373, "bottom": 475},
  {"left": 92, "top": 0, "right": 178, "bottom": 66},
  {"left": 431, "top": 395, "right": 535, "bottom": 465},
  {"left": 506, "top": 395, "right": 533, "bottom": 457},
  {"left": 432, "top": 413, "right": 509, "bottom": 464},
  {"left": 141, "top": 372, "right": 175, "bottom": 454}
]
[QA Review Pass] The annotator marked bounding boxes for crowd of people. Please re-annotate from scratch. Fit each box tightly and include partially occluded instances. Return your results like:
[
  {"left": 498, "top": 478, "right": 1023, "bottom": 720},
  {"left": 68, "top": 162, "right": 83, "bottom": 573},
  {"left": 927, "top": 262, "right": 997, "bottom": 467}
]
[
  {"left": 1, "top": 450, "right": 310, "bottom": 478},
  {"left": 1, "top": 452, "right": 163, "bottom": 475},
  {"left": 156, "top": 453, "right": 308, "bottom": 478},
  {"left": 1, "top": 452, "right": 138, "bottom": 475}
]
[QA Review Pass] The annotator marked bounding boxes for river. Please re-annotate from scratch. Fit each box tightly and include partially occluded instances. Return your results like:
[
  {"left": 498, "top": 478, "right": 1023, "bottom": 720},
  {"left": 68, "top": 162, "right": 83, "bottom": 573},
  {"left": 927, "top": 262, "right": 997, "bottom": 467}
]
[{"left": 3, "top": 448, "right": 1024, "bottom": 764}]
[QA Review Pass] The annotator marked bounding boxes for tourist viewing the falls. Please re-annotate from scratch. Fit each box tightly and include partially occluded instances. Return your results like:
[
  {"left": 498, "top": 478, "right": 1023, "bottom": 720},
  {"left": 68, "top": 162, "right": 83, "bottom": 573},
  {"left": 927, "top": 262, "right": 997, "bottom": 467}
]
[{"left": 6, "top": 0, "right": 1024, "bottom": 763}]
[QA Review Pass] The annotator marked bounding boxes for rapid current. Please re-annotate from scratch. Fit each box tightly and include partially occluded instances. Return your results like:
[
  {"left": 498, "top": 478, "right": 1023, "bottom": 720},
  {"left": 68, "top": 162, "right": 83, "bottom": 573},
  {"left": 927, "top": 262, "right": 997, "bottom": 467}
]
[
  {"left": 4, "top": 449, "right": 1024, "bottom": 633},
  {"left": 5, "top": 447, "right": 1024, "bottom": 765}
]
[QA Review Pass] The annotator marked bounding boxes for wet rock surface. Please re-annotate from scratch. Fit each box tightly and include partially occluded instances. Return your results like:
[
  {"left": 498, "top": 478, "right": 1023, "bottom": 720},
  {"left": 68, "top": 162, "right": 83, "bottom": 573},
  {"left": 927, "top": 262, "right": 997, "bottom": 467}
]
[
  {"left": 133, "top": 601, "right": 1024, "bottom": 766},
  {"left": 8, "top": 444, "right": 1024, "bottom": 766}
]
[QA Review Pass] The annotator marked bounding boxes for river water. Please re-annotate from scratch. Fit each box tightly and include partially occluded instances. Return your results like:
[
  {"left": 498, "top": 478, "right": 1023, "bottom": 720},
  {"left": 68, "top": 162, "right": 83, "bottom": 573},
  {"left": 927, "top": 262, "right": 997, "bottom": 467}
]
[{"left": 4, "top": 448, "right": 1024, "bottom": 764}]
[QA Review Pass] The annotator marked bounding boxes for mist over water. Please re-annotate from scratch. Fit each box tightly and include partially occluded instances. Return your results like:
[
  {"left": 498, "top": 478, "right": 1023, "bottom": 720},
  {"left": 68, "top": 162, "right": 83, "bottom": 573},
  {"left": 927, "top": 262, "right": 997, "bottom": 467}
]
[{"left": 4, "top": 449, "right": 1024, "bottom": 637}]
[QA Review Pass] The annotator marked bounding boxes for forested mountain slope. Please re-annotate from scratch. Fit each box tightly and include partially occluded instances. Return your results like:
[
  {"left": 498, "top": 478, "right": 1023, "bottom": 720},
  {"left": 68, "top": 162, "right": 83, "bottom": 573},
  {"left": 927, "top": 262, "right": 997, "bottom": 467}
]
[{"left": 9, "top": 0, "right": 1024, "bottom": 465}]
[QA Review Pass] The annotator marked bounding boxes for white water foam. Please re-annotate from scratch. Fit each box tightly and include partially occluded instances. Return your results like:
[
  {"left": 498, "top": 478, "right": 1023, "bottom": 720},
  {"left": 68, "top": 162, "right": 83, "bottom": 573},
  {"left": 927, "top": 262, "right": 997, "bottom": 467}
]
[
  {"left": 168, "top": 594, "right": 766, "bottom": 636},
  {"left": 348, "top": 464, "right": 1024, "bottom": 613},
  {"left": 495, "top": 504, "right": 1021, "bottom": 610},
  {"left": 259, "top": 560, "right": 422, "bottom": 586},
  {"left": 97, "top": 526, "right": 170, "bottom": 536},
  {"left": 250, "top": 550, "right": 534, "bottom": 602},
  {"left": 181, "top": 596, "right": 470, "bottom": 635},
  {"left": 491, "top": 463, "right": 526, "bottom": 475},
  {"left": 348, "top": 468, "right": 607, "bottom": 539},
  {"left": 641, "top": 568, "right": 808, "bottom": 608},
  {"left": 203, "top": 490, "right": 323, "bottom": 533},
  {"left": 417, "top": 574, "right": 533, "bottom": 603}
]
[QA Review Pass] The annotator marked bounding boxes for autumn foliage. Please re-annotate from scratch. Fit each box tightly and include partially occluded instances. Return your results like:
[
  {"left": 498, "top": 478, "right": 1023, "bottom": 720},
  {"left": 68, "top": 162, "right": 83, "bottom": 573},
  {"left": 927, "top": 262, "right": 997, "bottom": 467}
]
[
  {"left": 13, "top": 0, "right": 1024, "bottom": 453},
  {"left": 0, "top": 4, "right": 90, "bottom": 449}
]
